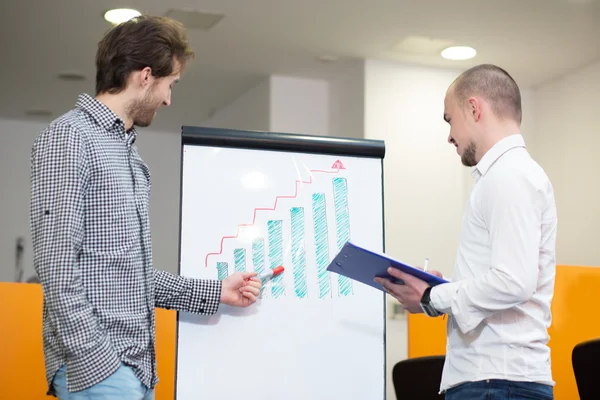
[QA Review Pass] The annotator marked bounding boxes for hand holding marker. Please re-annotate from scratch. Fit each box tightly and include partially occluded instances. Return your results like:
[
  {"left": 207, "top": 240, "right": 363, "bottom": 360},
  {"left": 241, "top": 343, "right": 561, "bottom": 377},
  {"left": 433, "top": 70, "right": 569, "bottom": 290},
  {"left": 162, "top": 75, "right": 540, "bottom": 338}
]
[
  {"left": 258, "top": 266, "right": 285, "bottom": 282},
  {"left": 248, "top": 265, "right": 285, "bottom": 283}
]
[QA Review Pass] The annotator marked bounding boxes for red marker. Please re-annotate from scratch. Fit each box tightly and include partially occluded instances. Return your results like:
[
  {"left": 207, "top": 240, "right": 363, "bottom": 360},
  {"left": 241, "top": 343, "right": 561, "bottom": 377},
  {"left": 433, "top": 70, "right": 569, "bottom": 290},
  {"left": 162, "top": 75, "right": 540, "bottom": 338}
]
[{"left": 258, "top": 266, "right": 285, "bottom": 282}]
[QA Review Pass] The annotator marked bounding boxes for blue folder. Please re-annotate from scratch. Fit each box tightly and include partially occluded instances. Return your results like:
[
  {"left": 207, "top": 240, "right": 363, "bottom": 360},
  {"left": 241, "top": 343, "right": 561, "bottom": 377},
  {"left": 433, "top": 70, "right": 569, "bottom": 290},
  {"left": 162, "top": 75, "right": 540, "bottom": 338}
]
[{"left": 326, "top": 241, "right": 448, "bottom": 292}]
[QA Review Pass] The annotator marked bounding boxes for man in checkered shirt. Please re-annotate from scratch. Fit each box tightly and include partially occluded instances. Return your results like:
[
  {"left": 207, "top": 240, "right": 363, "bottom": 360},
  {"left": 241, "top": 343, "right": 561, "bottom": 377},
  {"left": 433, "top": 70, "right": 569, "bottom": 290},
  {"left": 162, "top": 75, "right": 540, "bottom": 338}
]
[{"left": 29, "top": 15, "right": 261, "bottom": 399}]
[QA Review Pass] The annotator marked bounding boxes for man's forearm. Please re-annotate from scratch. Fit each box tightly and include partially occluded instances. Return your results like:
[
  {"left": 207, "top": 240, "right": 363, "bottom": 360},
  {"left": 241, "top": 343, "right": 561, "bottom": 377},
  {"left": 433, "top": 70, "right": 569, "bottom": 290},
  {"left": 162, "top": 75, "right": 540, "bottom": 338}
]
[{"left": 153, "top": 269, "right": 221, "bottom": 314}]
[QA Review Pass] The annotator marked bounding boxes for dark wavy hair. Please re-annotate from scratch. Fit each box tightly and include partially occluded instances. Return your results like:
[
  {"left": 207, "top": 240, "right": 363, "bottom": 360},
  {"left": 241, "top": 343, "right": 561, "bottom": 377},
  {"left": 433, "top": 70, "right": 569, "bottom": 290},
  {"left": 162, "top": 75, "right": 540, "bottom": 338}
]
[{"left": 95, "top": 15, "right": 194, "bottom": 95}]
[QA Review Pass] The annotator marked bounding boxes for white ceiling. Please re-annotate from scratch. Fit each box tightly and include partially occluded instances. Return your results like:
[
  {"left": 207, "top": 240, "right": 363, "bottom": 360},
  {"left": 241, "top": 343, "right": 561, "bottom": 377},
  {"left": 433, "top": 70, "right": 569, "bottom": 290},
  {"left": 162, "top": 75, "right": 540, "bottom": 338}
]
[{"left": 1, "top": 0, "right": 599, "bottom": 132}]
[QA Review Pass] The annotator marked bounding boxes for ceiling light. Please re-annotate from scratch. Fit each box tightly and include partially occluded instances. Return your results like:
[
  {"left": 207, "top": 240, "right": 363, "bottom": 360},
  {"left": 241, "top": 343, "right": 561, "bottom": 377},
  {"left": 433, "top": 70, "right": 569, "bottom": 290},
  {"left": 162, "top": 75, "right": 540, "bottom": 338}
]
[
  {"left": 57, "top": 71, "right": 86, "bottom": 81},
  {"left": 317, "top": 55, "right": 338, "bottom": 63},
  {"left": 441, "top": 46, "right": 477, "bottom": 60},
  {"left": 104, "top": 8, "right": 141, "bottom": 24},
  {"left": 165, "top": 9, "right": 225, "bottom": 30},
  {"left": 25, "top": 109, "right": 52, "bottom": 118}
]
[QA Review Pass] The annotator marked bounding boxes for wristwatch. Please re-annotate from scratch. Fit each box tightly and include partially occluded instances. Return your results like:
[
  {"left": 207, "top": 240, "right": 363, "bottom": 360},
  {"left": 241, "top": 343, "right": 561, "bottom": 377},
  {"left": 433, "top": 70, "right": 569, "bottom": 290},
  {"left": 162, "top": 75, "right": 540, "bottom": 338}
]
[{"left": 420, "top": 286, "right": 442, "bottom": 317}]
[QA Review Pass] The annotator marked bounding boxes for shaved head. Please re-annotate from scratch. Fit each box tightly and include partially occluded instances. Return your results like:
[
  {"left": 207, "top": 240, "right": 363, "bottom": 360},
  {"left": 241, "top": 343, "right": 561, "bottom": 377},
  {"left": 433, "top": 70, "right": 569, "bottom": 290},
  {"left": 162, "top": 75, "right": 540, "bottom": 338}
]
[{"left": 451, "top": 64, "right": 522, "bottom": 124}]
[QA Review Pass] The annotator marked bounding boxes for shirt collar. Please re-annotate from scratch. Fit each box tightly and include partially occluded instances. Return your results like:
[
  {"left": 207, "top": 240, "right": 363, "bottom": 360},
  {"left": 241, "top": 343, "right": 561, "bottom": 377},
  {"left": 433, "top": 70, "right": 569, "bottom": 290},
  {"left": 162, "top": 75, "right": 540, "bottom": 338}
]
[
  {"left": 75, "top": 93, "right": 137, "bottom": 144},
  {"left": 474, "top": 134, "right": 526, "bottom": 177}
]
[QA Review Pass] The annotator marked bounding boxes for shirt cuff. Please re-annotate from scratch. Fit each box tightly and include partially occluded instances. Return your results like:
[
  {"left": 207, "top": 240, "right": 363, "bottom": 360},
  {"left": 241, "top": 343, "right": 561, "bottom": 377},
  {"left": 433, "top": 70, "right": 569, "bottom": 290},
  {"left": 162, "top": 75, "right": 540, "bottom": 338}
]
[
  {"left": 430, "top": 282, "right": 458, "bottom": 315},
  {"left": 190, "top": 279, "right": 222, "bottom": 315}
]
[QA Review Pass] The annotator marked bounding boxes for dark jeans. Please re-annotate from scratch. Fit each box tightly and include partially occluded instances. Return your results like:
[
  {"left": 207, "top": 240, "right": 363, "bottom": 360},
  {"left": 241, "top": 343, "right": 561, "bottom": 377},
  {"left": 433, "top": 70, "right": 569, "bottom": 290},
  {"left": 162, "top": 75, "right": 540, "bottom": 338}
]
[{"left": 445, "top": 379, "right": 553, "bottom": 400}]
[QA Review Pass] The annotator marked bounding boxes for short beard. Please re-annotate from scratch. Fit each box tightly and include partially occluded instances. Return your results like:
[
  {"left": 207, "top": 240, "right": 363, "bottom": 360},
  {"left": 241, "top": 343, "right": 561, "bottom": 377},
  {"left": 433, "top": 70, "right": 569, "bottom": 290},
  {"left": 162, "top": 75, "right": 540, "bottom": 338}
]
[
  {"left": 128, "top": 87, "right": 159, "bottom": 128},
  {"left": 461, "top": 141, "right": 477, "bottom": 167}
]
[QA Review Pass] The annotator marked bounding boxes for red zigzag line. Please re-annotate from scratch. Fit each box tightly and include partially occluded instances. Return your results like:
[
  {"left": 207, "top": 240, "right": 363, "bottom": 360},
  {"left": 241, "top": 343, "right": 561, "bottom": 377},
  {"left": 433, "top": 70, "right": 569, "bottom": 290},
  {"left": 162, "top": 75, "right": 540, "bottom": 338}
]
[{"left": 205, "top": 169, "right": 341, "bottom": 267}]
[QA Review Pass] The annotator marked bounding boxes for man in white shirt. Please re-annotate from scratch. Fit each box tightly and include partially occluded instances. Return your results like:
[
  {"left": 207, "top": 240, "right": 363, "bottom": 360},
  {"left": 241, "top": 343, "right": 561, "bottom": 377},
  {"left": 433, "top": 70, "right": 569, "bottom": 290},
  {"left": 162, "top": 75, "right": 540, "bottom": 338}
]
[{"left": 375, "top": 64, "right": 557, "bottom": 399}]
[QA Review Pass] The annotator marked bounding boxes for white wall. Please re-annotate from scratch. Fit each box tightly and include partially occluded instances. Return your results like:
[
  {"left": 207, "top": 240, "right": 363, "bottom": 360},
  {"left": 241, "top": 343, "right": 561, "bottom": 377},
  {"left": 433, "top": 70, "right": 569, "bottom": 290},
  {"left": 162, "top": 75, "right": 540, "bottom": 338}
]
[
  {"left": 365, "top": 60, "right": 468, "bottom": 280},
  {"left": 532, "top": 60, "right": 600, "bottom": 266},
  {"left": 363, "top": 60, "right": 469, "bottom": 399},
  {"left": 329, "top": 61, "right": 365, "bottom": 139},
  {"left": 519, "top": 89, "right": 536, "bottom": 153},
  {"left": 134, "top": 129, "right": 183, "bottom": 276},
  {"left": 202, "top": 74, "right": 332, "bottom": 137},
  {"left": 0, "top": 117, "right": 182, "bottom": 282},
  {"left": 0, "top": 118, "right": 47, "bottom": 282},
  {"left": 201, "top": 79, "right": 271, "bottom": 131},
  {"left": 269, "top": 75, "right": 329, "bottom": 136}
]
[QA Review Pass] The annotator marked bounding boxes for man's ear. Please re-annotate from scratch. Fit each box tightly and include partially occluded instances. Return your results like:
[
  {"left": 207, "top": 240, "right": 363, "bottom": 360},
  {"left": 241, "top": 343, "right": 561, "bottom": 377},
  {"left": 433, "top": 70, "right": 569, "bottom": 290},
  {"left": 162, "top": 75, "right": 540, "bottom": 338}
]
[
  {"left": 467, "top": 97, "right": 482, "bottom": 122},
  {"left": 138, "top": 67, "right": 153, "bottom": 88}
]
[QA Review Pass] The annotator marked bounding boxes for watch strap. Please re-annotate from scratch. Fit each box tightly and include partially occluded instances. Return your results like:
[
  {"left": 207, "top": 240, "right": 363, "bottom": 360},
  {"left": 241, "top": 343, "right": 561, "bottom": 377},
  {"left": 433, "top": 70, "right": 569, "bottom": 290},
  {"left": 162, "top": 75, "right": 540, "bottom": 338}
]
[{"left": 420, "top": 286, "right": 442, "bottom": 317}]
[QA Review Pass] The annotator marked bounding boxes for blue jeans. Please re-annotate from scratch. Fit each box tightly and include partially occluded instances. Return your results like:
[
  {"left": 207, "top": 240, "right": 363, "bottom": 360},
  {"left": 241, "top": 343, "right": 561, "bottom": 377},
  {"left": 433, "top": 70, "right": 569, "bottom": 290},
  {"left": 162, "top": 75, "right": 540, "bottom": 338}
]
[
  {"left": 445, "top": 379, "right": 553, "bottom": 400},
  {"left": 52, "top": 363, "right": 154, "bottom": 400}
]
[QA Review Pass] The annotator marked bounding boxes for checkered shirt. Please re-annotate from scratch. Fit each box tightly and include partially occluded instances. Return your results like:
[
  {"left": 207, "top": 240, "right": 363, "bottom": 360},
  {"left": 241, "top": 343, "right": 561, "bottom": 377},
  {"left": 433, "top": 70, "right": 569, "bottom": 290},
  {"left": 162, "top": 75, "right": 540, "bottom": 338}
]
[{"left": 30, "top": 93, "right": 222, "bottom": 396}]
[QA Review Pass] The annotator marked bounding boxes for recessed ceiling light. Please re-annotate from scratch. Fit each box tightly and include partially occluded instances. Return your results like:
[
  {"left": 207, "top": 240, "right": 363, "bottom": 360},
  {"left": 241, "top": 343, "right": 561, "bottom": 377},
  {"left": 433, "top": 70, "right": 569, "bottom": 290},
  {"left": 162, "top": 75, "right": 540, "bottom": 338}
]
[
  {"left": 164, "top": 9, "right": 225, "bottom": 30},
  {"left": 25, "top": 109, "right": 52, "bottom": 118},
  {"left": 441, "top": 46, "right": 477, "bottom": 60},
  {"left": 57, "top": 71, "right": 86, "bottom": 81},
  {"left": 317, "top": 55, "right": 338, "bottom": 63},
  {"left": 104, "top": 8, "right": 141, "bottom": 24}
]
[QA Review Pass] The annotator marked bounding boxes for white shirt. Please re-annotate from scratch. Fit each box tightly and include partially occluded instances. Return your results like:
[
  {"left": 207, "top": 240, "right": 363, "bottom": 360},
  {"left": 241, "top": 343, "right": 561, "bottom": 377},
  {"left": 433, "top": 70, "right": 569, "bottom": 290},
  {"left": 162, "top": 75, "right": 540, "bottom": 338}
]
[{"left": 430, "top": 134, "right": 558, "bottom": 392}]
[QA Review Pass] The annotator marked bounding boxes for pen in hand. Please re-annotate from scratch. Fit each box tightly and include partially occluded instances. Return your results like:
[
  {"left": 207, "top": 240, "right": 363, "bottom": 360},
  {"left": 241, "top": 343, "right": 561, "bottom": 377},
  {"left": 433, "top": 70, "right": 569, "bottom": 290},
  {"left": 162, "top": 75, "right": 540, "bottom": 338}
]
[{"left": 422, "top": 259, "right": 445, "bottom": 280}]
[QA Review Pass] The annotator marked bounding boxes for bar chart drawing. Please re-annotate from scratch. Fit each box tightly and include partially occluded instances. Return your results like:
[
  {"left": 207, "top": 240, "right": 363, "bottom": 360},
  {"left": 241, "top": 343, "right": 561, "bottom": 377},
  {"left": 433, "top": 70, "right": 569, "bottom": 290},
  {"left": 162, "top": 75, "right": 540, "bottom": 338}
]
[
  {"left": 333, "top": 177, "right": 353, "bottom": 296},
  {"left": 178, "top": 131, "right": 386, "bottom": 400},
  {"left": 234, "top": 248, "right": 246, "bottom": 272},
  {"left": 291, "top": 207, "right": 307, "bottom": 299},
  {"left": 205, "top": 171, "right": 353, "bottom": 300},
  {"left": 268, "top": 220, "right": 285, "bottom": 299},
  {"left": 252, "top": 238, "right": 266, "bottom": 298},
  {"left": 217, "top": 262, "right": 228, "bottom": 281},
  {"left": 312, "top": 193, "right": 331, "bottom": 299}
]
